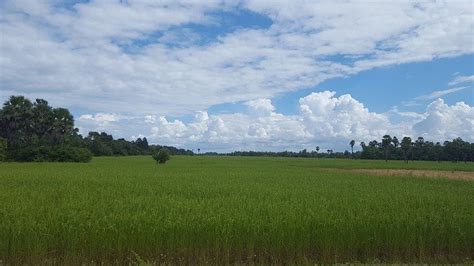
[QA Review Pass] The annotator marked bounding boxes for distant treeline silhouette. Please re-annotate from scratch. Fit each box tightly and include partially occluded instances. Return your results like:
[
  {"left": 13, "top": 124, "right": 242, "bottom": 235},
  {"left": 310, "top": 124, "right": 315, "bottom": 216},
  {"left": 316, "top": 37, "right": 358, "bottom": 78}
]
[
  {"left": 0, "top": 96, "right": 192, "bottom": 162},
  {"left": 213, "top": 136, "right": 474, "bottom": 163}
]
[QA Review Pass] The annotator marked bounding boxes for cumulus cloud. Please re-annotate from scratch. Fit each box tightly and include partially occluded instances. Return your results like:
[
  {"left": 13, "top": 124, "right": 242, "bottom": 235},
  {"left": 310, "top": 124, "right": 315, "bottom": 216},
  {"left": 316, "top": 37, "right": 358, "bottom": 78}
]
[
  {"left": 76, "top": 91, "right": 474, "bottom": 152},
  {"left": 413, "top": 99, "right": 474, "bottom": 141},
  {"left": 299, "top": 92, "right": 392, "bottom": 141},
  {"left": 245, "top": 98, "right": 275, "bottom": 116}
]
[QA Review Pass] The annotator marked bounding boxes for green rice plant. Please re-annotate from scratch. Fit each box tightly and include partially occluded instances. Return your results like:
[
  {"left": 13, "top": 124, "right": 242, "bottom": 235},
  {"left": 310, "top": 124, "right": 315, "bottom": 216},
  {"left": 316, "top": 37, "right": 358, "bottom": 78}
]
[{"left": 0, "top": 156, "right": 473, "bottom": 264}]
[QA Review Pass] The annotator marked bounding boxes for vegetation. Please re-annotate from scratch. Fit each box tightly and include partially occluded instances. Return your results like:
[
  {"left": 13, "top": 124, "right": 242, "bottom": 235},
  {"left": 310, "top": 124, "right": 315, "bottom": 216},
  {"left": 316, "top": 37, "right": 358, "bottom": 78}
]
[
  {"left": 0, "top": 156, "right": 473, "bottom": 264},
  {"left": 359, "top": 135, "right": 473, "bottom": 162},
  {"left": 0, "top": 137, "right": 6, "bottom": 161},
  {"left": 0, "top": 96, "right": 92, "bottom": 162},
  {"left": 152, "top": 148, "right": 171, "bottom": 164},
  {"left": 224, "top": 136, "right": 474, "bottom": 162},
  {"left": 0, "top": 96, "right": 192, "bottom": 162}
]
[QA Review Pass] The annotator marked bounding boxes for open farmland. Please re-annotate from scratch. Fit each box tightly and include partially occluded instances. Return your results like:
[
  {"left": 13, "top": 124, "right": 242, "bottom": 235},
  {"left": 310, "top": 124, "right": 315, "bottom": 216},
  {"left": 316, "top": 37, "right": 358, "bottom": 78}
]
[{"left": 1, "top": 156, "right": 473, "bottom": 264}]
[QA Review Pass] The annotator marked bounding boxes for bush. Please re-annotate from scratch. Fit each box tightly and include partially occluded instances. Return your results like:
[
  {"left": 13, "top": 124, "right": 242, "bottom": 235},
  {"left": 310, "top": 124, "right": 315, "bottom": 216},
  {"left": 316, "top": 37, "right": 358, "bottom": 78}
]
[
  {"left": 0, "top": 138, "right": 6, "bottom": 161},
  {"left": 7, "top": 146, "right": 92, "bottom": 162},
  {"left": 152, "top": 148, "right": 170, "bottom": 164},
  {"left": 50, "top": 147, "right": 93, "bottom": 162}
]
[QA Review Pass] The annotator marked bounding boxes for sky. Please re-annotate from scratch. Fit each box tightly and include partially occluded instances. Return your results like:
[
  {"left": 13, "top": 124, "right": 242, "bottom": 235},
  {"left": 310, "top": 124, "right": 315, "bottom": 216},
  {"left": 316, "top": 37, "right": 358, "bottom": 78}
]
[{"left": 1, "top": 0, "right": 473, "bottom": 152}]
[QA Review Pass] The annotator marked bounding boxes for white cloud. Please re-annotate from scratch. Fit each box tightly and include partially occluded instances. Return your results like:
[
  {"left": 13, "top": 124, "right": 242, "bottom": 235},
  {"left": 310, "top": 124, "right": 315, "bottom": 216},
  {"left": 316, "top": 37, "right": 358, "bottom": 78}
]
[
  {"left": 448, "top": 75, "right": 474, "bottom": 86},
  {"left": 79, "top": 113, "right": 122, "bottom": 123},
  {"left": 299, "top": 92, "right": 393, "bottom": 141},
  {"left": 76, "top": 91, "right": 473, "bottom": 152},
  {"left": 413, "top": 99, "right": 474, "bottom": 141},
  {"left": 245, "top": 98, "right": 275, "bottom": 116},
  {"left": 1, "top": 0, "right": 472, "bottom": 116},
  {"left": 414, "top": 87, "right": 469, "bottom": 101},
  {"left": 1, "top": 1, "right": 473, "bottom": 150}
]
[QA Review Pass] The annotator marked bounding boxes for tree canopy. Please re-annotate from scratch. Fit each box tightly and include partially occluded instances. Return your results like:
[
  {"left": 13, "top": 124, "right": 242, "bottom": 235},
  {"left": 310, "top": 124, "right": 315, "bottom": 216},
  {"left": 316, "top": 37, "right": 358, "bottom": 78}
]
[{"left": 0, "top": 96, "right": 91, "bottom": 162}]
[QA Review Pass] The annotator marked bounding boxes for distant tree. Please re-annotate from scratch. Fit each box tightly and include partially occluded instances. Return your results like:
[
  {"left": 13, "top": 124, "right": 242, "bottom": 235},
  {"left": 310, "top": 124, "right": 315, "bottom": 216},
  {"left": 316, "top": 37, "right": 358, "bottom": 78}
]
[
  {"left": 301, "top": 149, "right": 308, "bottom": 157},
  {"left": 153, "top": 148, "right": 171, "bottom": 164},
  {"left": 401, "top": 137, "right": 412, "bottom": 163},
  {"left": 350, "top": 140, "right": 355, "bottom": 158},
  {"left": 413, "top": 137, "right": 425, "bottom": 160},
  {"left": 197, "top": 148, "right": 201, "bottom": 154},
  {"left": 434, "top": 142, "right": 443, "bottom": 162},
  {"left": 344, "top": 150, "right": 351, "bottom": 158},
  {"left": 136, "top": 137, "right": 149, "bottom": 150},
  {"left": 382, "top": 135, "right": 392, "bottom": 162},
  {"left": 444, "top": 138, "right": 470, "bottom": 163},
  {"left": 392, "top": 136, "right": 399, "bottom": 148}
]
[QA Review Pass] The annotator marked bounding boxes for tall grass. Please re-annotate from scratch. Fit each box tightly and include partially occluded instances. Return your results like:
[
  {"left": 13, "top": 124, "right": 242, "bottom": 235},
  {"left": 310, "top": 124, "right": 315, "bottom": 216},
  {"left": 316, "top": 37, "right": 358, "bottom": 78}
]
[{"left": 0, "top": 156, "right": 473, "bottom": 264}]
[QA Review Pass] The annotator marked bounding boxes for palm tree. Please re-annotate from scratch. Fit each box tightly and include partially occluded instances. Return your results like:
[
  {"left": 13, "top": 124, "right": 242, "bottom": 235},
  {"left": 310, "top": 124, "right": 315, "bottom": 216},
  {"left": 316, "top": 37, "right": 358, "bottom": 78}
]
[
  {"left": 350, "top": 140, "right": 355, "bottom": 158},
  {"left": 315, "top": 146, "right": 320, "bottom": 158}
]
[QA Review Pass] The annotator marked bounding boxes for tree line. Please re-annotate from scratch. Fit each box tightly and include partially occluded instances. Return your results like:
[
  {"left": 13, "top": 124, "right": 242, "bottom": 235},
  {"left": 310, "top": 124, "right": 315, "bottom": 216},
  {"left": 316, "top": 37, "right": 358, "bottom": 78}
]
[
  {"left": 1, "top": 95, "right": 472, "bottom": 163},
  {"left": 0, "top": 96, "right": 192, "bottom": 162},
  {"left": 216, "top": 136, "right": 474, "bottom": 163},
  {"left": 358, "top": 135, "right": 473, "bottom": 163}
]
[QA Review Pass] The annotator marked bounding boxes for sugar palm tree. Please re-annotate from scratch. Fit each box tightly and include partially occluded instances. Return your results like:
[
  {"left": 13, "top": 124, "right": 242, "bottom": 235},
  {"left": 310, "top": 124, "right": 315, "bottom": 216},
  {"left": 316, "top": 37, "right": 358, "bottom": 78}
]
[{"left": 350, "top": 140, "right": 355, "bottom": 158}]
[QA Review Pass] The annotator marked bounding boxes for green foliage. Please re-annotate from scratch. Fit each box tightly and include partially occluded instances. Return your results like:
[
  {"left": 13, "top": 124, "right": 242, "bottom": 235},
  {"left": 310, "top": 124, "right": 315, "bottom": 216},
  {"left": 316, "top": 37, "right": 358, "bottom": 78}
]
[
  {"left": 360, "top": 135, "right": 474, "bottom": 162},
  {"left": 49, "top": 147, "right": 93, "bottom": 162},
  {"left": 152, "top": 148, "right": 171, "bottom": 164},
  {"left": 0, "top": 137, "right": 6, "bottom": 161},
  {"left": 0, "top": 96, "right": 84, "bottom": 162},
  {"left": 0, "top": 156, "right": 473, "bottom": 264}
]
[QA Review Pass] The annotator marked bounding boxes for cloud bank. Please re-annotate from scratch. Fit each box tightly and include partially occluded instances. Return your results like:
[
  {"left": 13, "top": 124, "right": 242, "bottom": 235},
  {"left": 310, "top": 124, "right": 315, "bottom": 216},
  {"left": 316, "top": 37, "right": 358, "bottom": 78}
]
[{"left": 78, "top": 91, "right": 474, "bottom": 152}]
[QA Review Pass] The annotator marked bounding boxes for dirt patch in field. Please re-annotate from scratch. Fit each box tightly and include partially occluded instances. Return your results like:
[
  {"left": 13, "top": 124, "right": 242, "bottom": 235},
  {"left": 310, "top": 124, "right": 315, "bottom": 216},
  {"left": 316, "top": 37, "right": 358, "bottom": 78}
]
[{"left": 349, "top": 169, "right": 474, "bottom": 181}]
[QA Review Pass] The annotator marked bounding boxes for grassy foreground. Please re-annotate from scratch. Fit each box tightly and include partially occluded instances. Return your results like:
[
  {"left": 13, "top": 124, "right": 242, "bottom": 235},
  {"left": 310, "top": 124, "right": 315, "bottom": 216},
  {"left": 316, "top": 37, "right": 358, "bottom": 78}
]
[{"left": 0, "top": 156, "right": 473, "bottom": 264}]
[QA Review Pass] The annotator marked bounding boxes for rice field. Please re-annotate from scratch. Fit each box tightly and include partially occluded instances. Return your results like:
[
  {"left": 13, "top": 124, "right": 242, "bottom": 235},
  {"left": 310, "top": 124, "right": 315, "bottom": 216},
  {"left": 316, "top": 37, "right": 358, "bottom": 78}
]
[{"left": 0, "top": 156, "right": 473, "bottom": 264}]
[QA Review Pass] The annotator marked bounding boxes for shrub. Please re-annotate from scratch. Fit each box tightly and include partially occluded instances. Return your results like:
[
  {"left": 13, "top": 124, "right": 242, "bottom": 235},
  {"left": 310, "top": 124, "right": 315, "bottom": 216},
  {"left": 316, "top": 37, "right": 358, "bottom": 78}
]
[
  {"left": 152, "top": 148, "right": 170, "bottom": 164},
  {"left": 50, "top": 147, "right": 93, "bottom": 162},
  {"left": 5, "top": 146, "right": 92, "bottom": 163}
]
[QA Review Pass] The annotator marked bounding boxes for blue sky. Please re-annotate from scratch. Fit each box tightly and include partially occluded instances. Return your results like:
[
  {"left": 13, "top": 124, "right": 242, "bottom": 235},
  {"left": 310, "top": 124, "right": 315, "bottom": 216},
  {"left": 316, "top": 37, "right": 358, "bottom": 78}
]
[
  {"left": 1, "top": 0, "right": 473, "bottom": 152},
  {"left": 271, "top": 55, "right": 474, "bottom": 115}
]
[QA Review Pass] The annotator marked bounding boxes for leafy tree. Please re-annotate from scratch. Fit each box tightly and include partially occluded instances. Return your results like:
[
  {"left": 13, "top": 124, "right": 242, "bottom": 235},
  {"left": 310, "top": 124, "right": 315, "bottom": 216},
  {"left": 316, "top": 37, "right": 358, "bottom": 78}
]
[
  {"left": 444, "top": 138, "right": 470, "bottom": 162},
  {"left": 413, "top": 137, "right": 425, "bottom": 160},
  {"left": 136, "top": 137, "right": 149, "bottom": 150},
  {"left": 381, "top": 135, "right": 392, "bottom": 162},
  {"left": 433, "top": 142, "right": 443, "bottom": 162},
  {"left": 401, "top": 137, "right": 412, "bottom": 163},
  {"left": 152, "top": 148, "right": 171, "bottom": 164}
]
